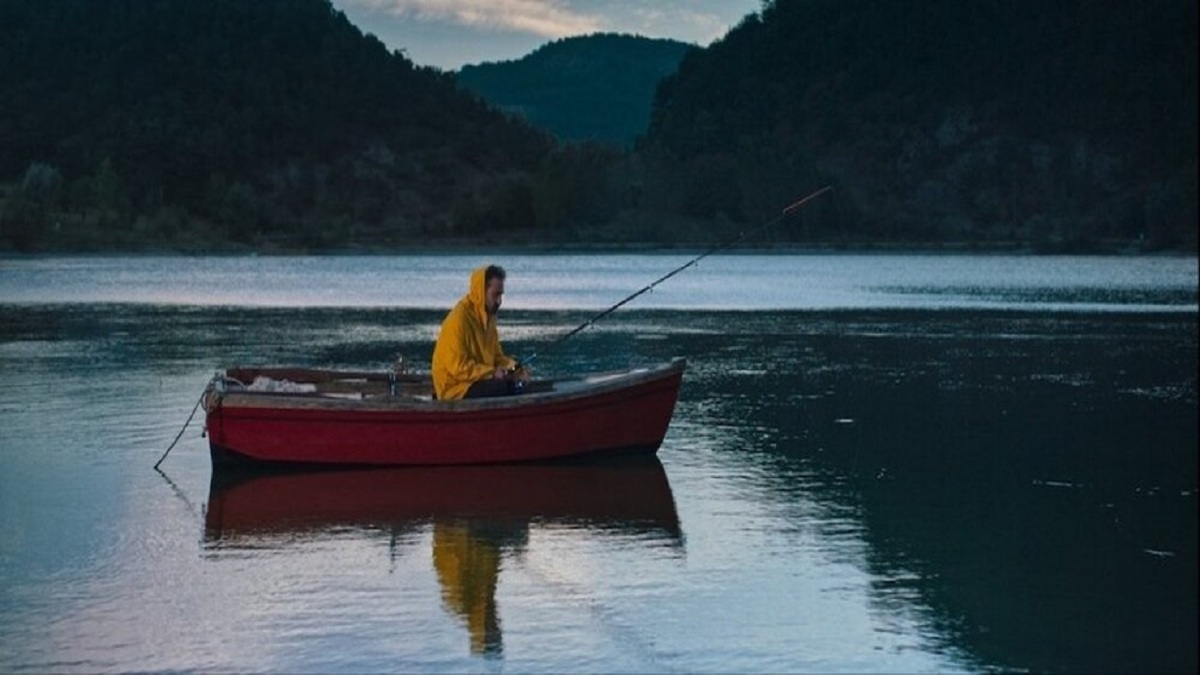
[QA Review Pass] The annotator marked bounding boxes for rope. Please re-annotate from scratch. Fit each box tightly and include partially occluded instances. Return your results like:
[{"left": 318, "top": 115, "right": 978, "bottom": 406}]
[{"left": 153, "top": 385, "right": 208, "bottom": 469}]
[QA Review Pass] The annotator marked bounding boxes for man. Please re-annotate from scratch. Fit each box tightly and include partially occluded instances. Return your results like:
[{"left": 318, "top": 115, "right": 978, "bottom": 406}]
[{"left": 431, "top": 265, "right": 528, "bottom": 400}]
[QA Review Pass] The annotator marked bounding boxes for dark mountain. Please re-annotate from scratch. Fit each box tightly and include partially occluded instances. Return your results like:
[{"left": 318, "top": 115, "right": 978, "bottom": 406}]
[
  {"left": 457, "top": 34, "right": 693, "bottom": 147},
  {"left": 639, "top": 0, "right": 1198, "bottom": 249},
  {"left": 0, "top": 0, "right": 553, "bottom": 250},
  {"left": 3, "top": 0, "right": 1194, "bottom": 251}
]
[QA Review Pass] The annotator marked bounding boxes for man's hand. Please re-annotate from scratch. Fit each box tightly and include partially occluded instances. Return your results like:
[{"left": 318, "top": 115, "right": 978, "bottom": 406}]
[{"left": 493, "top": 364, "right": 530, "bottom": 381}]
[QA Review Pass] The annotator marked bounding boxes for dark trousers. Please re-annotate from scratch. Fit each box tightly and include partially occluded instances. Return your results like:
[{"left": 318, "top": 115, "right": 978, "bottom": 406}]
[{"left": 464, "top": 378, "right": 514, "bottom": 399}]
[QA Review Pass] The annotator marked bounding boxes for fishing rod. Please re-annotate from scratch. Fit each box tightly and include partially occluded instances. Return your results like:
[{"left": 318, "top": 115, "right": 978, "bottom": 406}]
[{"left": 517, "top": 185, "right": 833, "bottom": 369}]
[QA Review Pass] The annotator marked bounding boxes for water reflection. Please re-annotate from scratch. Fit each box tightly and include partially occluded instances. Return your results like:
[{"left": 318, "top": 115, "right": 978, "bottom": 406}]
[
  {"left": 672, "top": 310, "right": 1197, "bottom": 672},
  {"left": 847, "top": 458, "right": 1198, "bottom": 673},
  {"left": 203, "top": 459, "right": 683, "bottom": 657},
  {"left": 431, "top": 520, "right": 512, "bottom": 655}
]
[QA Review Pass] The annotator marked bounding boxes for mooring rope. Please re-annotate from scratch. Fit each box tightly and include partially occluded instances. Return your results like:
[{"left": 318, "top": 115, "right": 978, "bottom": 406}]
[{"left": 153, "top": 383, "right": 209, "bottom": 469}]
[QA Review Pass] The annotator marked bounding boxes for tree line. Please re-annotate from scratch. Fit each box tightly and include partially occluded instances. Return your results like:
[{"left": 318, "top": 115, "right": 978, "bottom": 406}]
[
  {"left": 1, "top": 0, "right": 1195, "bottom": 252},
  {"left": 638, "top": 0, "right": 1197, "bottom": 250},
  {"left": 0, "top": 0, "right": 557, "bottom": 251}
]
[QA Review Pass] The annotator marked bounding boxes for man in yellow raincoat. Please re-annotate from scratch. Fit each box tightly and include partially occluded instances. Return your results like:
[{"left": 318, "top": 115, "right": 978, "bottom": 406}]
[{"left": 432, "top": 265, "right": 528, "bottom": 400}]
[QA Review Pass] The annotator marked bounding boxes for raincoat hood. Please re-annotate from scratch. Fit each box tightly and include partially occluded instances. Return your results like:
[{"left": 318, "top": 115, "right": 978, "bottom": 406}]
[{"left": 465, "top": 266, "right": 490, "bottom": 327}]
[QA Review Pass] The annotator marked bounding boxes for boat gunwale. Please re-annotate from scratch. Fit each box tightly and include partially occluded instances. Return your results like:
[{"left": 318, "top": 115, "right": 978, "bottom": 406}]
[{"left": 206, "top": 357, "right": 686, "bottom": 413}]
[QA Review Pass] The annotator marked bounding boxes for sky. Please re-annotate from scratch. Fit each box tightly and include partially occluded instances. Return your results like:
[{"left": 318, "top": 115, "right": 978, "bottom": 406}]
[{"left": 330, "top": 0, "right": 764, "bottom": 70}]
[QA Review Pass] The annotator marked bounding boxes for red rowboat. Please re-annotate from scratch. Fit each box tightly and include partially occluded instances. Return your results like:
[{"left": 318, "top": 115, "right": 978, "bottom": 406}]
[{"left": 203, "top": 358, "right": 685, "bottom": 467}]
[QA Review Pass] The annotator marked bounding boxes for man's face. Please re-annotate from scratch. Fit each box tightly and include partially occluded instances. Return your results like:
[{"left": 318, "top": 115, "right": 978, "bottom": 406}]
[{"left": 484, "top": 277, "right": 504, "bottom": 315}]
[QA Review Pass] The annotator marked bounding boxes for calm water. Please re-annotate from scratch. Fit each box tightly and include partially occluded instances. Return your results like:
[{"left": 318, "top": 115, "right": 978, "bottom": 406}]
[{"left": 0, "top": 254, "right": 1196, "bottom": 672}]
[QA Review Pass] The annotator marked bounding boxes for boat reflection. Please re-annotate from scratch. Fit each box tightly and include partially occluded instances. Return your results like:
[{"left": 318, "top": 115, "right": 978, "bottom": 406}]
[
  {"left": 204, "top": 457, "right": 683, "bottom": 657},
  {"left": 204, "top": 457, "right": 682, "bottom": 543}
]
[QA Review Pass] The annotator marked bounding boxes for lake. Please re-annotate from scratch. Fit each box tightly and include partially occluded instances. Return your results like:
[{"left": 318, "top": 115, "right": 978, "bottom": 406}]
[{"left": 0, "top": 253, "right": 1196, "bottom": 672}]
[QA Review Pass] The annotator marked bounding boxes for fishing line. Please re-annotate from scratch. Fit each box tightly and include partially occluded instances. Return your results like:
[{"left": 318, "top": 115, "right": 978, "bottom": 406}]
[{"left": 517, "top": 185, "right": 833, "bottom": 368}]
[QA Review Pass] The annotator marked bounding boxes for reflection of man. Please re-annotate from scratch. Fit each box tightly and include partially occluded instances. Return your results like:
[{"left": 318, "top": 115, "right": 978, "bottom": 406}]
[
  {"left": 433, "top": 521, "right": 503, "bottom": 655},
  {"left": 431, "top": 265, "right": 529, "bottom": 400}
]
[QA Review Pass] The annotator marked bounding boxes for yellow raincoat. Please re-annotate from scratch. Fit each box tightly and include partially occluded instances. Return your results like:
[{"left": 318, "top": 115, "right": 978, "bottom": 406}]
[{"left": 431, "top": 266, "right": 517, "bottom": 400}]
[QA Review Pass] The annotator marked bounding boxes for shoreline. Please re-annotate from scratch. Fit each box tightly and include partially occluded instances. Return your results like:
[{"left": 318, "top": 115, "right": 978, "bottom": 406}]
[{"left": 0, "top": 238, "right": 1191, "bottom": 258}]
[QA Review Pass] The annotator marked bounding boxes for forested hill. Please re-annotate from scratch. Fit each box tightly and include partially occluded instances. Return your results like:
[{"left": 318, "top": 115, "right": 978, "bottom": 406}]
[
  {"left": 3, "top": 0, "right": 1195, "bottom": 252},
  {"left": 457, "top": 34, "right": 693, "bottom": 146},
  {"left": 640, "top": 0, "right": 1198, "bottom": 249},
  {"left": 0, "top": 0, "right": 552, "bottom": 250}
]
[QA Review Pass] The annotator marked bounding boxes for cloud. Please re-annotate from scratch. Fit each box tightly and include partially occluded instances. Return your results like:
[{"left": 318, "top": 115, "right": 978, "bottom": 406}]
[
  {"left": 627, "top": 5, "right": 737, "bottom": 44},
  {"left": 343, "top": 0, "right": 603, "bottom": 38}
]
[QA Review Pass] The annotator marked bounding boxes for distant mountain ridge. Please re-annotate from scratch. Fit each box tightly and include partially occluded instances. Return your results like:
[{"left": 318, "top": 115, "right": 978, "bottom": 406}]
[{"left": 457, "top": 34, "right": 693, "bottom": 146}]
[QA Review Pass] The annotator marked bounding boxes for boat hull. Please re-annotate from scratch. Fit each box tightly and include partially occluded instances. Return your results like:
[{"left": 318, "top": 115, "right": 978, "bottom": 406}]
[{"left": 204, "top": 359, "right": 685, "bottom": 467}]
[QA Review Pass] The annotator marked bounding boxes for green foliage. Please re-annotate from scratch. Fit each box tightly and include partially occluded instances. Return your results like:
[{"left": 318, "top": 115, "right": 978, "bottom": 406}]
[
  {"left": 451, "top": 177, "right": 536, "bottom": 236},
  {"left": 533, "top": 143, "right": 626, "bottom": 229},
  {"left": 19, "top": 163, "right": 64, "bottom": 206},
  {"left": 2, "top": 0, "right": 1194, "bottom": 250},
  {"left": 640, "top": 0, "right": 1198, "bottom": 248},
  {"left": 0, "top": 0, "right": 552, "bottom": 251},
  {"left": 89, "top": 158, "right": 126, "bottom": 214}
]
